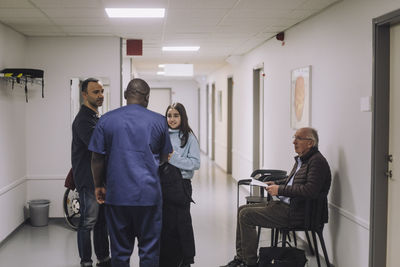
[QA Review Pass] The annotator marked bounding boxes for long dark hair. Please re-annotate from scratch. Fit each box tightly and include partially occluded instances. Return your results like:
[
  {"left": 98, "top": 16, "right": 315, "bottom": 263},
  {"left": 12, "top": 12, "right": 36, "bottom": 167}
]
[{"left": 165, "top": 102, "right": 194, "bottom": 148}]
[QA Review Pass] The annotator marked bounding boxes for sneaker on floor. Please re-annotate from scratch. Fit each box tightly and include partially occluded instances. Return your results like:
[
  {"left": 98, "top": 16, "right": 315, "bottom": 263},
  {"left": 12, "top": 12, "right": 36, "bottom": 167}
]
[{"left": 220, "top": 258, "right": 244, "bottom": 267}]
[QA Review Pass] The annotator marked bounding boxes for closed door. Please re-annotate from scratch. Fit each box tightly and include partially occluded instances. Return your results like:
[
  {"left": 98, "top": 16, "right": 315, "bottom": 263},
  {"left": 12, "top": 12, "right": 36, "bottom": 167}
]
[
  {"left": 387, "top": 22, "right": 400, "bottom": 267},
  {"left": 148, "top": 88, "right": 171, "bottom": 115}
]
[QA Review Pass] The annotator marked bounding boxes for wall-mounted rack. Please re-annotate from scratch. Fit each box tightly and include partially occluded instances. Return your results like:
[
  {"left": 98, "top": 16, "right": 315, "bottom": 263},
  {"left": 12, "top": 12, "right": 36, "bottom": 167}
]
[{"left": 0, "top": 68, "right": 44, "bottom": 103}]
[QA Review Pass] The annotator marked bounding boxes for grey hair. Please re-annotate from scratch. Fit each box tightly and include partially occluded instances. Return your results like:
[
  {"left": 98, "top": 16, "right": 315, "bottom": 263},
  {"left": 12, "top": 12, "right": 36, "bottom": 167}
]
[{"left": 304, "top": 127, "right": 319, "bottom": 148}]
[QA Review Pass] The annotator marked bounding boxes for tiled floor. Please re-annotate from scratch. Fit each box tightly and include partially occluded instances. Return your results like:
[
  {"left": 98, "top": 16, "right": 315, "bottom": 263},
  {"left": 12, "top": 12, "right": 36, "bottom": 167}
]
[{"left": 0, "top": 154, "right": 325, "bottom": 266}]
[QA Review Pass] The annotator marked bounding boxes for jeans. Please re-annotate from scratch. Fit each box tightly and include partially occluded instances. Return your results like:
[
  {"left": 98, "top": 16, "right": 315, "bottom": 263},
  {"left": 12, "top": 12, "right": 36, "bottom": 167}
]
[{"left": 77, "top": 187, "right": 110, "bottom": 265}]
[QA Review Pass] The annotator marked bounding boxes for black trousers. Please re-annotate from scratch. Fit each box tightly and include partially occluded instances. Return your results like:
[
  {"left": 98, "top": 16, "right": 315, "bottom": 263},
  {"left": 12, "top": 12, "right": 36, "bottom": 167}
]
[{"left": 160, "top": 180, "right": 195, "bottom": 267}]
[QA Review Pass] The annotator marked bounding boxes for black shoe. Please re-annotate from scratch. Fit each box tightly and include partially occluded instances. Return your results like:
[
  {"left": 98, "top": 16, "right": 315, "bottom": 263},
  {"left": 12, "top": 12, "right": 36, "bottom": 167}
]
[
  {"left": 96, "top": 258, "right": 111, "bottom": 267},
  {"left": 238, "top": 263, "right": 257, "bottom": 267},
  {"left": 220, "top": 258, "right": 243, "bottom": 267},
  {"left": 178, "top": 258, "right": 193, "bottom": 267}
]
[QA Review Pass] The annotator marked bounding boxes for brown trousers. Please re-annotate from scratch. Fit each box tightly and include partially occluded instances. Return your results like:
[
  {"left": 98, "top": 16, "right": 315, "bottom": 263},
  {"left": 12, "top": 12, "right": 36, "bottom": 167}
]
[{"left": 236, "top": 201, "right": 291, "bottom": 265}]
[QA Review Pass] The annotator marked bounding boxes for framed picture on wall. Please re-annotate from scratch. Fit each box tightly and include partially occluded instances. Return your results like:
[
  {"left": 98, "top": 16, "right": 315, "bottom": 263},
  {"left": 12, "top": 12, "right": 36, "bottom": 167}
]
[{"left": 290, "top": 66, "right": 311, "bottom": 129}]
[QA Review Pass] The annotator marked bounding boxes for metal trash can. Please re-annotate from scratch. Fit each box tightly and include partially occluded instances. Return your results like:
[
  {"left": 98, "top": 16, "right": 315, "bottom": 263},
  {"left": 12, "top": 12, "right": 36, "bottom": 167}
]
[{"left": 28, "top": 199, "right": 50, "bottom": 227}]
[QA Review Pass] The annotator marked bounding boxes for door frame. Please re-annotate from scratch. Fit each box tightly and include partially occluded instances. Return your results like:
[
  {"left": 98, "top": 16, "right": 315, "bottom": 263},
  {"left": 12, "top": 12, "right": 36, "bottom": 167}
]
[
  {"left": 370, "top": 8, "right": 400, "bottom": 267},
  {"left": 206, "top": 84, "right": 209, "bottom": 155},
  {"left": 211, "top": 83, "right": 216, "bottom": 160},
  {"left": 198, "top": 87, "right": 201, "bottom": 149},
  {"left": 252, "top": 66, "right": 264, "bottom": 170},
  {"left": 227, "top": 77, "right": 233, "bottom": 174}
]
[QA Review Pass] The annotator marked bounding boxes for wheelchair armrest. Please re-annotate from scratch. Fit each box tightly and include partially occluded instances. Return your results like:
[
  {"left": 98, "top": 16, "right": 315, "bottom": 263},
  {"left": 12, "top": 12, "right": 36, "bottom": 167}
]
[
  {"left": 250, "top": 169, "right": 287, "bottom": 178},
  {"left": 238, "top": 179, "right": 252, "bottom": 186},
  {"left": 261, "top": 175, "right": 288, "bottom": 182}
]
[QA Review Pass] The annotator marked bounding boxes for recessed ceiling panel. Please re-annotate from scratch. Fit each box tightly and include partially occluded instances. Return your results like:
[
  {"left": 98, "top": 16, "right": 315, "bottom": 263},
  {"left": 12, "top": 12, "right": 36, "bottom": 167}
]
[
  {"left": 61, "top": 25, "right": 114, "bottom": 34},
  {"left": 42, "top": 8, "right": 106, "bottom": 18},
  {"left": 299, "top": 0, "right": 339, "bottom": 10},
  {"left": 31, "top": 0, "right": 99, "bottom": 8},
  {"left": 0, "top": 8, "right": 45, "bottom": 18},
  {"left": 0, "top": 0, "right": 34, "bottom": 8},
  {"left": 236, "top": 0, "right": 305, "bottom": 9},
  {"left": 102, "top": 0, "right": 168, "bottom": 8},
  {"left": 51, "top": 18, "right": 109, "bottom": 26},
  {"left": 169, "top": 0, "right": 237, "bottom": 9}
]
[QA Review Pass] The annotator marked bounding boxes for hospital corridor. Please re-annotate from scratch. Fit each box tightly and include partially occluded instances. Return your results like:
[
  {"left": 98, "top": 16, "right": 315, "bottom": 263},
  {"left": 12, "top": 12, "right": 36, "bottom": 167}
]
[
  {"left": 0, "top": 154, "right": 325, "bottom": 267},
  {"left": 2, "top": 1, "right": 400, "bottom": 267}
]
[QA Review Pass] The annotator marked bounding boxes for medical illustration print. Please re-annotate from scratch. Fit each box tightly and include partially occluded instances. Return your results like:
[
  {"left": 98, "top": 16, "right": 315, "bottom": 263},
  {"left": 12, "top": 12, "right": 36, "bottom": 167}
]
[{"left": 290, "top": 66, "right": 311, "bottom": 129}]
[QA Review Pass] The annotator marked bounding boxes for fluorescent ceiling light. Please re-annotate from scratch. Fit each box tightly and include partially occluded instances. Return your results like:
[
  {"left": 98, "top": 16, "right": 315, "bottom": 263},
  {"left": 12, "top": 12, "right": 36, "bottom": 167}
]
[
  {"left": 162, "top": 46, "right": 200, "bottom": 52},
  {"left": 105, "top": 8, "right": 165, "bottom": 18},
  {"left": 158, "top": 64, "right": 165, "bottom": 68},
  {"left": 164, "top": 64, "right": 193, "bottom": 77},
  {"left": 157, "top": 71, "right": 165, "bottom": 75}
]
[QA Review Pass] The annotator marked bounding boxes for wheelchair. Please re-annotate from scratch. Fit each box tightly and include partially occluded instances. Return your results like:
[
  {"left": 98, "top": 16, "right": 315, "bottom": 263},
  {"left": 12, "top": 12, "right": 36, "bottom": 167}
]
[{"left": 63, "top": 188, "right": 80, "bottom": 230}]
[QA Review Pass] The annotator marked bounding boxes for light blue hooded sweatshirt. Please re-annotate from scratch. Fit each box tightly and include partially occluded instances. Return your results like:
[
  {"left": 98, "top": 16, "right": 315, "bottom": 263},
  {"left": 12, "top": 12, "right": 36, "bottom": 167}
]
[{"left": 168, "top": 129, "right": 200, "bottom": 179}]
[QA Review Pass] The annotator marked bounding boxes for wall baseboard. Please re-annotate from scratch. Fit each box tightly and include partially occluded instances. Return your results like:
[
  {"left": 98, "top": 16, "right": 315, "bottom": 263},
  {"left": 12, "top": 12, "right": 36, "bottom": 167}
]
[
  {"left": 26, "top": 175, "right": 65, "bottom": 180},
  {"left": 0, "top": 177, "right": 26, "bottom": 196},
  {"left": 328, "top": 202, "right": 369, "bottom": 230}
]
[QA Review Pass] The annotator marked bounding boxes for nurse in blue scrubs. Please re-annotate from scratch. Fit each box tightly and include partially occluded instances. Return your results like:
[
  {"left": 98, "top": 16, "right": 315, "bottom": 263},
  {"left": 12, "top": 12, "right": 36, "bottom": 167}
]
[{"left": 89, "top": 78, "right": 172, "bottom": 267}]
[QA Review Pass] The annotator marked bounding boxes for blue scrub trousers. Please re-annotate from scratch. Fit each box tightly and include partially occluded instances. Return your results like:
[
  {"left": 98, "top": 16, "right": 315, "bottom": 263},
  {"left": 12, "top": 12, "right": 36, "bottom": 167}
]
[{"left": 105, "top": 204, "right": 162, "bottom": 267}]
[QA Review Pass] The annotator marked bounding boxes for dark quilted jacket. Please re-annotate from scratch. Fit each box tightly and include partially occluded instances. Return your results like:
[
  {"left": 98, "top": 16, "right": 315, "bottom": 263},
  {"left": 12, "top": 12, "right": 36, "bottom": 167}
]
[{"left": 276, "top": 147, "right": 331, "bottom": 226}]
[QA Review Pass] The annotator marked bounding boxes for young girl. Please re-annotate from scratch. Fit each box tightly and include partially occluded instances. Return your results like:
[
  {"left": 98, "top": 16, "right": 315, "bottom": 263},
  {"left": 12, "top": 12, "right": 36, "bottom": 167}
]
[{"left": 160, "top": 102, "right": 200, "bottom": 267}]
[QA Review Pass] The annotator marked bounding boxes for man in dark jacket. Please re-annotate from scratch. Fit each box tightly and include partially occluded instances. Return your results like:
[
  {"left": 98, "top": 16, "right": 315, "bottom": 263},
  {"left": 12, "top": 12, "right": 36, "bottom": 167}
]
[
  {"left": 71, "top": 78, "right": 110, "bottom": 267},
  {"left": 221, "top": 127, "right": 331, "bottom": 267}
]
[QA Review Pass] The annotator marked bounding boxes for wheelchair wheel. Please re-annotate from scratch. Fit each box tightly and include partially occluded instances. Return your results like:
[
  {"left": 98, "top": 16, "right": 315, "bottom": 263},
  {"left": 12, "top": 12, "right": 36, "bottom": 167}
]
[{"left": 63, "top": 188, "right": 80, "bottom": 230}]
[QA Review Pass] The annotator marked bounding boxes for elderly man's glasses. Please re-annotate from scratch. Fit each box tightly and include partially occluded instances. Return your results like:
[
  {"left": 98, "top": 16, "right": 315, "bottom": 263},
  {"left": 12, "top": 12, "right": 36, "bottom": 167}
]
[{"left": 293, "top": 135, "right": 313, "bottom": 141}]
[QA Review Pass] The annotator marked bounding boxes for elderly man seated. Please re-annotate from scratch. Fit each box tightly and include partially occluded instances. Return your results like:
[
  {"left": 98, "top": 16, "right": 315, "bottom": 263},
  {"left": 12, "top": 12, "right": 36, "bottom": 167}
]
[{"left": 221, "top": 127, "right": 331, "bottom": 267}]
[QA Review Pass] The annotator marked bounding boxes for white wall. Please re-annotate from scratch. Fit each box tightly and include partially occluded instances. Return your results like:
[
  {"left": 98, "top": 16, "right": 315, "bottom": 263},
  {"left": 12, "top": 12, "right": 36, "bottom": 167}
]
[
  {"left": 121, "top": 57, "right": 132, "bottom": 106},
  {"left": 208, "top": 1, "right": 400, "bottom": 266},
  {"left": 24, "top": 37, "right": 120, "bottom": 217},
  {"left": 0, "top": 23, "right": 28, "bottom": 242},
  {"left": 147, "top": 79, "right": 200, "bottom": 138},
  {"left": 207, "top": 65, "right": 233, "bottom": 171}
]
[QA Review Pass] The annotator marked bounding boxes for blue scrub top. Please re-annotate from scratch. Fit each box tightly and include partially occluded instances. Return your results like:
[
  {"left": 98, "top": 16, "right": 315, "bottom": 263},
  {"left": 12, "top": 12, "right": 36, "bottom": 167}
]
[{"left": 89, "top": 104, "right": 172, "bottom": 206}]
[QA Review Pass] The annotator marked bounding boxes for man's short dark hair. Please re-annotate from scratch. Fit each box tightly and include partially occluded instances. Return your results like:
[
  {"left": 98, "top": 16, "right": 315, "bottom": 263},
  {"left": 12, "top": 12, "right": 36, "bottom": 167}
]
[
  {"left": 81, "top": 78, "right": 99, "bottom": 93},
  {"left": 125, "top": 78, "right": 150, "bottom": 98}
]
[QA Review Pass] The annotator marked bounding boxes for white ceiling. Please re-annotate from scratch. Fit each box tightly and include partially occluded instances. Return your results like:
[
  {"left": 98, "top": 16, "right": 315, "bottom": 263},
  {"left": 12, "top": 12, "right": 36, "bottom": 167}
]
[{"left": 0, "top": 0, "right": 339, "bottom": 79}]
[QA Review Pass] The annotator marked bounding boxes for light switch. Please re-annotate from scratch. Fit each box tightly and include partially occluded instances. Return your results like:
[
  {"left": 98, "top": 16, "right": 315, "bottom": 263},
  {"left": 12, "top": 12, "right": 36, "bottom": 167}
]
[{"left": 360, "top": 96, "right": 372, "bottom": 112}]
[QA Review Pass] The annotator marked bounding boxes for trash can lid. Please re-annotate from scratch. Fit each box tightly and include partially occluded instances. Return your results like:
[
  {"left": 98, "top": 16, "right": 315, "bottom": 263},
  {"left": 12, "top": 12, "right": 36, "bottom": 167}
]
[{"left": 28, "top": 199, "right": 50, "bottom": 205}]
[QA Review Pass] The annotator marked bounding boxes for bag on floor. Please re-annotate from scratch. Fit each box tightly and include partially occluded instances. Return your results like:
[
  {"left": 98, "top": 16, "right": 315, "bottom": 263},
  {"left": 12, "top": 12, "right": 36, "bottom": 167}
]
[{"left": 258, "top": 246, "right": 307, "bottom": 267}]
